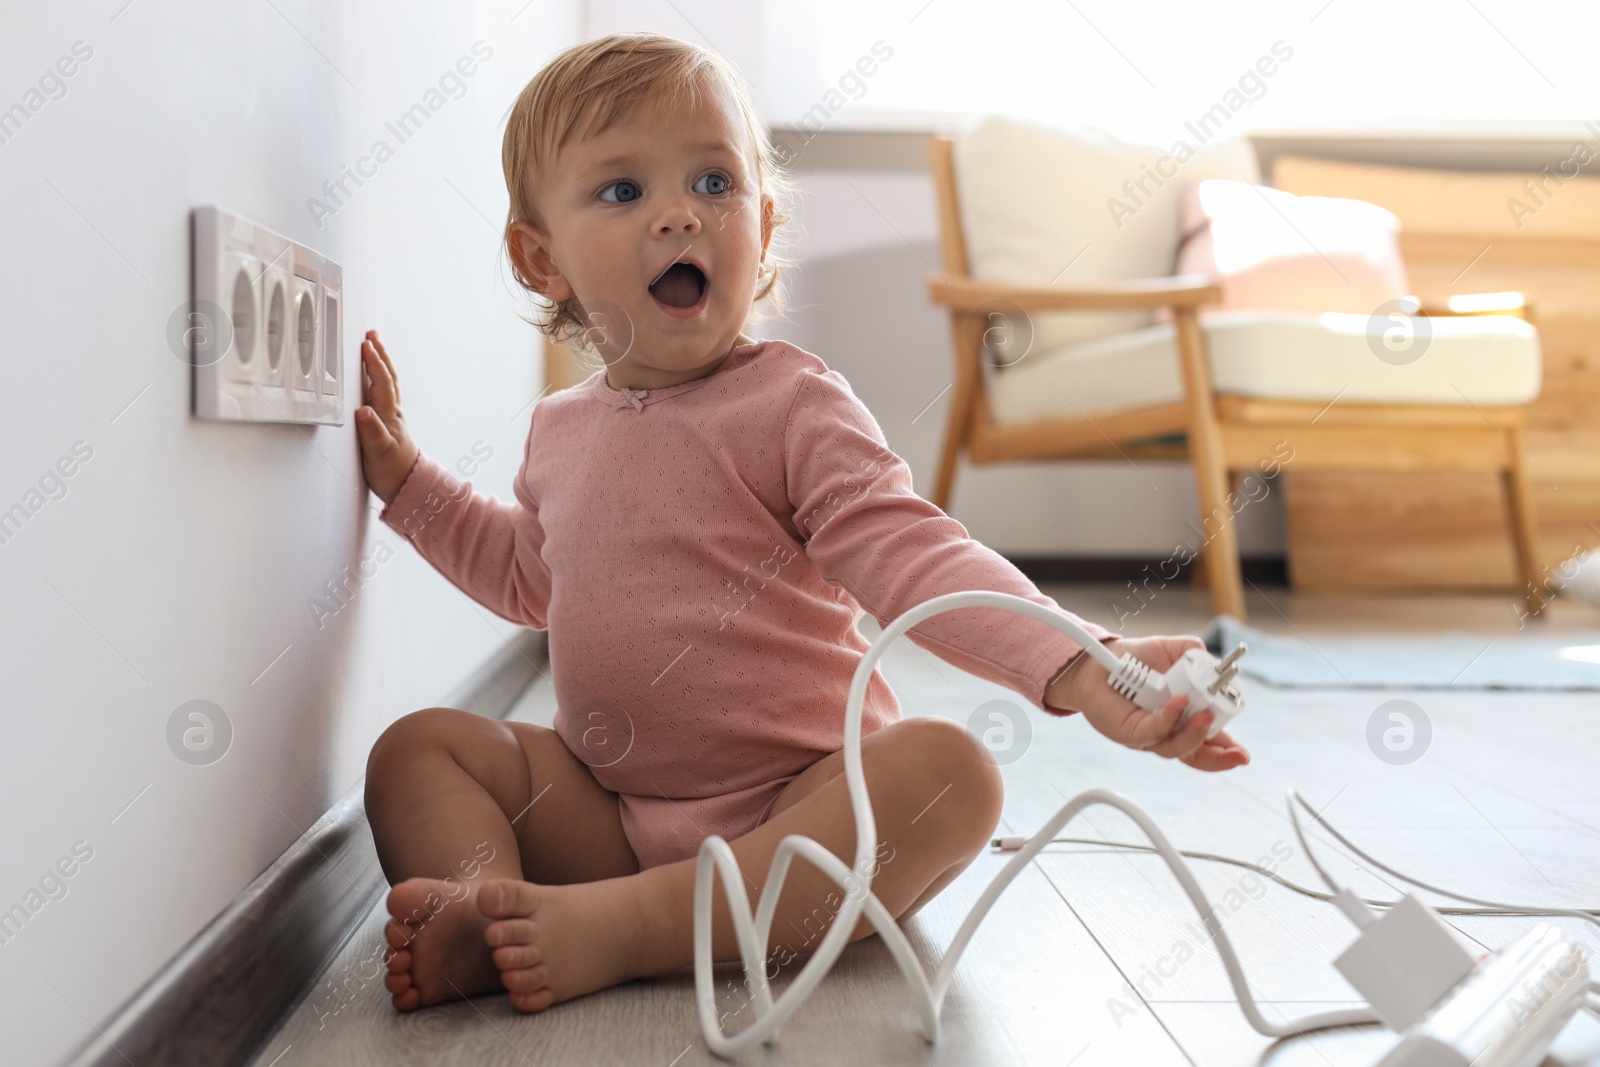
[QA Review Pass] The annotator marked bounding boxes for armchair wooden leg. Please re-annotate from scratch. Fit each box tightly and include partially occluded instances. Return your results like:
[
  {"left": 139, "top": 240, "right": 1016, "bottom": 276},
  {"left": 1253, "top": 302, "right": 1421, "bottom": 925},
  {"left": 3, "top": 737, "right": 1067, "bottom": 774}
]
[
  {"left": 932, "top": 407, "right": 963, "bottom": 512},
  {"left": 1172, "top": 308, "right": 1246, "bottom": 621},
  {"left": 1502, "top": 428, "right": 1545, "bottom": 619},
  {"left": 1190, "top": 451, "right": 1247, "bottom": 621},
  {"left": 933, "top": 313, "right": 981, "bottom": 512}
]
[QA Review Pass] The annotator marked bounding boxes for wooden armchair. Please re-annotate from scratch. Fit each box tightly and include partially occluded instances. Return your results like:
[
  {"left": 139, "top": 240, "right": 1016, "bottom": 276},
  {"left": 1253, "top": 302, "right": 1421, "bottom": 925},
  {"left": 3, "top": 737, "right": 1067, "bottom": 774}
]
[{"left": 926, "top": 133, "right": 1546, "bottom": 621}]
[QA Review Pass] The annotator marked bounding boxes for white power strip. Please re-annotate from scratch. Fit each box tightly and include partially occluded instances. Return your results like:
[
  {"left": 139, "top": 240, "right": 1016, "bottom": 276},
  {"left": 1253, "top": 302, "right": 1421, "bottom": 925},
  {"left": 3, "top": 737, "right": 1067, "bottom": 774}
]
[{"left": 1380, "top": 923, "right": 1589, "bottom": 1067}]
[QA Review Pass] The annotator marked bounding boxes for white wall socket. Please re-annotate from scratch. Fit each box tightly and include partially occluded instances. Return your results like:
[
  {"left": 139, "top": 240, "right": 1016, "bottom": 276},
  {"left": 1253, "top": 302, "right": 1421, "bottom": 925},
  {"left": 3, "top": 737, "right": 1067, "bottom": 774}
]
[{"left": 191, "top": 206, "right": 344, "bottom": 424}]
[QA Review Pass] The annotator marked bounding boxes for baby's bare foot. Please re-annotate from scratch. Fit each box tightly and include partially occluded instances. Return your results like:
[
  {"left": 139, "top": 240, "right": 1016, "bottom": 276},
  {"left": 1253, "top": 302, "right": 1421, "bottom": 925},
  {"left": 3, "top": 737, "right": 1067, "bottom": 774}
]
[
  {"left": 383, "top": 877, "right": 501, "bottom": 1010},
  {"left": 478, "top": 876, "right": 650, "bottom": 1012}
]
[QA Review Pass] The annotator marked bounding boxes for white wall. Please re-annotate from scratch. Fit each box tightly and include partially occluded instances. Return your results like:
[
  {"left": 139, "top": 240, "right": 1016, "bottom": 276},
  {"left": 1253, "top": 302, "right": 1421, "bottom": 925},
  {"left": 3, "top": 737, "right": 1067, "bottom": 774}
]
[
  {"left": 0, "top": 3, "right": 578, "bottom": 1064},
  {"left": 757, "top": 1, "right": 1600, "bottom": 136}
]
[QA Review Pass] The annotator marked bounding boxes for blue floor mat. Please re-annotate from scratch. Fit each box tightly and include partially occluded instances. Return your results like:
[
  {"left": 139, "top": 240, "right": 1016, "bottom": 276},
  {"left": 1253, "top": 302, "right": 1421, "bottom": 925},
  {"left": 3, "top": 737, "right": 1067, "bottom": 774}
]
[{"left": 1198, "top": 615, "right": 1600, "bottom": 690}]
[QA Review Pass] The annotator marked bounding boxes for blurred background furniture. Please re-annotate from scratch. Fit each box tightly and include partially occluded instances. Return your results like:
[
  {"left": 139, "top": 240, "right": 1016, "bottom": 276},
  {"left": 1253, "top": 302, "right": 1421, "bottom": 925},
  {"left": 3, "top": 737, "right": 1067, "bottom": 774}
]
[
  {"left": 927, "top": 119, "right": 1548, "bottom": 620},
  {"left": 1270, "top": 155, "right": 1600, "bottom": 596},
  {"left": 544, "top": 335, "right": 590, "bottom": 392}
]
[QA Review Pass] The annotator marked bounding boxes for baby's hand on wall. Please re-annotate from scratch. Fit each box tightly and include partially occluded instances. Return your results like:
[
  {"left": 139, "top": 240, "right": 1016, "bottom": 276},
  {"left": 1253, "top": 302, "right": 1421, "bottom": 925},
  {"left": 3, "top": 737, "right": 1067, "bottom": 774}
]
[{"left": 356, "top": 329, "right": 421, "bottom": 506}]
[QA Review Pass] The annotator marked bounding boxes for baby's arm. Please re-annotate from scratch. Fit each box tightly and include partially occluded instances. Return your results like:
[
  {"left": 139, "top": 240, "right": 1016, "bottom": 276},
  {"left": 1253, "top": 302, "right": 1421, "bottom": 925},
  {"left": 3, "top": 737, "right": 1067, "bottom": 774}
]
[
  {"left": 357, "top": 330, "right": 552, "bottom": 629},
  {"left": 784, "top": 368, "right": 1249, "bottom": 772},
  {"left": 783, "top": 368, "right": 1116, "bottom": 713}
]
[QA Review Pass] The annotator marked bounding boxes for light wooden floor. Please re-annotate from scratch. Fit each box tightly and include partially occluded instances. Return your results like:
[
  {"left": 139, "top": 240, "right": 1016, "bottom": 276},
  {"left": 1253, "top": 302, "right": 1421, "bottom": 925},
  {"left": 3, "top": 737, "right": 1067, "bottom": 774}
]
[{"left": 250, "top": 582, "right": 1600, "bottom": 1067}]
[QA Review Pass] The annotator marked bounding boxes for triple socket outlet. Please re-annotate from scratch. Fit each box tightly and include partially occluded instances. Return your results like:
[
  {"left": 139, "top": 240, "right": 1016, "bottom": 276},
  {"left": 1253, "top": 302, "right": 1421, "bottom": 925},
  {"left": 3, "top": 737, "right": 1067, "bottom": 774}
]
[{"left": 191, "top": 206, "right": 344, "bottom": 424}]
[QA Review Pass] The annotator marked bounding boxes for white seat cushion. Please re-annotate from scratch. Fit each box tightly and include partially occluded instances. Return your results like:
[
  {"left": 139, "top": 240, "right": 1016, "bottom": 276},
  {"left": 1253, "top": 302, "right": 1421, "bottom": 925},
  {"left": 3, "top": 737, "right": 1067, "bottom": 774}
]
[{"left": 987, "top": 310, "right": 1542, "bottom": 426}]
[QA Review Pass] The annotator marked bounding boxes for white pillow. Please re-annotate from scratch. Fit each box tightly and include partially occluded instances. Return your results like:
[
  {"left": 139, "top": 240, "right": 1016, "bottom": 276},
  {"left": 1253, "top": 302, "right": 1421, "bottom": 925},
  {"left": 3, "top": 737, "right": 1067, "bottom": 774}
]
[
  {"left": 953, "top": 115, "right": 1260, "bottom": 362},
  {"left": 1174, "top": 179, "right": 1409, "bottom": 315}
]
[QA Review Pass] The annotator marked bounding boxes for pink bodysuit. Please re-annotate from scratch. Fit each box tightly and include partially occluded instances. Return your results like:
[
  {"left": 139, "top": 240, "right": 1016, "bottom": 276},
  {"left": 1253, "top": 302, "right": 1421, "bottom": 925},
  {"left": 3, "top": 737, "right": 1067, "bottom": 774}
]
[{"left": 379, "top": 339, "right": 1114, "bottom": 869}]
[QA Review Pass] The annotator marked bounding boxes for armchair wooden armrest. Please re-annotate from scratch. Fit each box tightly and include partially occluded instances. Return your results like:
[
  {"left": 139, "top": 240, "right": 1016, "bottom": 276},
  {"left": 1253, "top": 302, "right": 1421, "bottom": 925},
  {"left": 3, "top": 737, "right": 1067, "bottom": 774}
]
[{"left": 927, "top": 274, "right": 1222, "bottom": 312}]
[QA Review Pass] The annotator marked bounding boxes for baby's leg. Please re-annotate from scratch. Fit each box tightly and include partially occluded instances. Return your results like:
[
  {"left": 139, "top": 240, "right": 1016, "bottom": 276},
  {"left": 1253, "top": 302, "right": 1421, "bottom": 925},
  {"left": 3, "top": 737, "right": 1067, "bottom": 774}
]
[
  {"left": 477, "top": 716, "right": 1004, "bottom": 1012},
  {"left": 363, "top": 707, "right": 638, "bottom": 1010}
]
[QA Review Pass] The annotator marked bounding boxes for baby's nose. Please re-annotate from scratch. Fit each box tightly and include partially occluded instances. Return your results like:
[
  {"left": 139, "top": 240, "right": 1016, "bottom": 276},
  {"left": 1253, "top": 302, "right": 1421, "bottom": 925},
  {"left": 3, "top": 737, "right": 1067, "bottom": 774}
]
[{"left": 655, "top": 200, "right": 702, "bottom": 234}]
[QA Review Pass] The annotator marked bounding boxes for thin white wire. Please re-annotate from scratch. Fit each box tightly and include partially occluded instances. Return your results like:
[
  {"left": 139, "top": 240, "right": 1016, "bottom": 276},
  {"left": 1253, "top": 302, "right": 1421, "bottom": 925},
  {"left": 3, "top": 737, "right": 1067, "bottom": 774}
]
[
  {"left": 1286, "top": 791, "right": 1600, "bottom": 937},
  {"left": 690, "top": 590, "right": 1378, "bottom": 1058},
  {"left": 1021, "top": 837, "right": 1600, "bottom": 920},
  {"left": 1288, "top": 787, "right": 1350, "bottom": 898}
]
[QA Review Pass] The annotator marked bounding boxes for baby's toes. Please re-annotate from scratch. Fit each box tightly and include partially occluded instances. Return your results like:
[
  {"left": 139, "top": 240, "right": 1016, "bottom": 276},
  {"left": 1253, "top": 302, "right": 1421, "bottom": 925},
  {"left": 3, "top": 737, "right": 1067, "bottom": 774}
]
[
  {"left": 385, "top": 970, "right": 421, "bottom": 1011},
  {"left": 485, "top": 917, "right": 537, "bottom": 948},
  {"left": 491, "top": 943, "right": 542, "bottom": 971},
  {"left": 502, "top": 963, "right": 557, "bottom": 1013},
  {"left": 383, "top": 918, "right": 413, "bottom": 950},
  {"left": 509, "top": 986, "right": 556, "bottom": 1014},
  {"left": 477, "top": 877, "right": 540, "bottom": 920},
  {"left": 384, "top": 946, "right": 412, "bottom": 974},
  {"left": 501, "top": 964, "right": 550, "bottom": 994}
]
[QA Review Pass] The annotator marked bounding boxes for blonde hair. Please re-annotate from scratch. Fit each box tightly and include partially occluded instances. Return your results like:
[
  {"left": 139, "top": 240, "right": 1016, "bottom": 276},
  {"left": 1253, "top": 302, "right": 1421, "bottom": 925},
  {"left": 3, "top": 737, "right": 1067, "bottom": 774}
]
[{"left": 500, "top": 33, "right": 798, "bottom": 348}]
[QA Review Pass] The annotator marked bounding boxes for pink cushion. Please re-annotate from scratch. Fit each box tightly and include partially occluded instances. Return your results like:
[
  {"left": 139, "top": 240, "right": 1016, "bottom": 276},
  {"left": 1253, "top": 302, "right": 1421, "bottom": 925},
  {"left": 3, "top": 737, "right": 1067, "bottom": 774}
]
[{"left": 1172, "top": 179, "right": 1409, "bottom": 317}]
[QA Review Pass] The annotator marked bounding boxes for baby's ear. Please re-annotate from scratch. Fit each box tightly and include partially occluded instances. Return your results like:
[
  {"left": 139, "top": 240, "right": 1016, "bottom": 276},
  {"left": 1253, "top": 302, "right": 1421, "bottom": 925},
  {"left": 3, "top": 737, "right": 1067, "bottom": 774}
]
[
  {"left": 508, "top": 221, "right": 573, "bottom": 301},
  {"left": 759, "top": 197, "right": 776, "bottom": 259}
]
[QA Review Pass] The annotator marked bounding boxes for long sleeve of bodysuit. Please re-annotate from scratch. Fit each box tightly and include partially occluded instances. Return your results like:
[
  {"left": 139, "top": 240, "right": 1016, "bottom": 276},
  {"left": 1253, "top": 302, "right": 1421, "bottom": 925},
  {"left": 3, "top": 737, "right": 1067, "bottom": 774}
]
[
  {"left": 377, "top": 430, "right": 553, "bottom": 630},
  {"left": 782, "top": 367, "right": 1116, "bottom": 713}
]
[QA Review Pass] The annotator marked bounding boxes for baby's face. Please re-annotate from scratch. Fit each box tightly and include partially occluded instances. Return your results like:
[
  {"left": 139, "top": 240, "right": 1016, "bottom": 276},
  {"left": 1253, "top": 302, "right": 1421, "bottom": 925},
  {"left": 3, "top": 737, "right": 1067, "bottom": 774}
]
[{"left": 516, "top": 83, "right": 773, "bottom": 388}]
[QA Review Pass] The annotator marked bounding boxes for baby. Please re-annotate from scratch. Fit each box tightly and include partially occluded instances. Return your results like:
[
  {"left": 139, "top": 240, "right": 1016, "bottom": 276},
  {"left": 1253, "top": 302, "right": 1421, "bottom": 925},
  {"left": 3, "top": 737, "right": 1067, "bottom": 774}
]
[{"left": 355, "top": 32, "right": 1248, "bottom": 1015}]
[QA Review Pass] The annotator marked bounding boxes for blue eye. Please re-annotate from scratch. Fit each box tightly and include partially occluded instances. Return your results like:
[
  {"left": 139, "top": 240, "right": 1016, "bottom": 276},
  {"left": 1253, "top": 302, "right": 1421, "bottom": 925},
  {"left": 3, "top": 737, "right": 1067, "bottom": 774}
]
[
  {"left": 599, "top": 180, "right": 641, "bottom": 204},
  {"left": 694, "top": 172, "right": 731, "bottom": 195}
]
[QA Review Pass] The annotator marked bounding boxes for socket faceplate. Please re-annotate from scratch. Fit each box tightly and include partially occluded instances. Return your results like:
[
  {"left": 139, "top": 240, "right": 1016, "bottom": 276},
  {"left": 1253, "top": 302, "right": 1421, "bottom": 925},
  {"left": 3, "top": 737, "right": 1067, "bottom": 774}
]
[{"left": 191, "top": 206, "right": 344, "bottom": 424}]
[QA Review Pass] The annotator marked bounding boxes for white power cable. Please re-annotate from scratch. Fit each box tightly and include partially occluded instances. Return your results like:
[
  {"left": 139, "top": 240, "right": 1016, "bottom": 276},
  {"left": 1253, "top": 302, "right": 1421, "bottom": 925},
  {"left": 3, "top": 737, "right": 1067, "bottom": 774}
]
[
  {"left": 1003, "top": 835, "right": 1600, "bottom": 922},
  {"left": 690, "top": 590, "right": 1377, "bottom": 1058},
  {"left": 1287, "top": 787, "right": 1380, "bottom": 930},
  {"left": 1286, "top": 791, "right": 1600, "bottom": 937}
]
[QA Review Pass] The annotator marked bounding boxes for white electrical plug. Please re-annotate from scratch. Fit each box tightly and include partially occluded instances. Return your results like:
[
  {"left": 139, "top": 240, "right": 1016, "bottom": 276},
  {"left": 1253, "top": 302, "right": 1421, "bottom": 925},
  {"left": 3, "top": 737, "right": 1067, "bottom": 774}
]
[{"left": 1104, "top": 643, "right": 1247, "bottom": 738}]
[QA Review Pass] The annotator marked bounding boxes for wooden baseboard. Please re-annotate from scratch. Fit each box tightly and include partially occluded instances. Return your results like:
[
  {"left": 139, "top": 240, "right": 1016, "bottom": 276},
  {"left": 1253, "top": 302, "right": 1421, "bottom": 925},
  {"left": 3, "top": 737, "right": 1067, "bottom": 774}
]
[{"left": 59, "top": 629, "right": 549, "bottom": 1067}]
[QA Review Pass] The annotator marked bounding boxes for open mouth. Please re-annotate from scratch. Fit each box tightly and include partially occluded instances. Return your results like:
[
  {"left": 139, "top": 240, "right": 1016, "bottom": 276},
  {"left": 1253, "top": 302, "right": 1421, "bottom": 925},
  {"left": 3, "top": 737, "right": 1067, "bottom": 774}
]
[{"left": 648, "top": 261, "right": 709, "bottom": 312}]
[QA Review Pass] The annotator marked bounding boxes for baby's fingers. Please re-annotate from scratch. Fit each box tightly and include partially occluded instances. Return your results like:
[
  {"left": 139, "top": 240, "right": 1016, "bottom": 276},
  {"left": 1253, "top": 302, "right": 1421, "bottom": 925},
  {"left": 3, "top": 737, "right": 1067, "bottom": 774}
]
[
  {"left": 1145, "top": 702, "right": 1214, "bottom": 761},
  {"left": 362, "top": 336, "right": 399, "bottom": 415},
  {"left": 367, "top": 329, "right": 401, "bottom": 404},
  {"left": 1122, "top": 692, "right": 1189, "bottom": 751},
  {"left": 356, "top": 406, "right": 401, "bottom": 459},
  {"left": 1181, "top": 733, "right": 1251, "bottom": 772}
]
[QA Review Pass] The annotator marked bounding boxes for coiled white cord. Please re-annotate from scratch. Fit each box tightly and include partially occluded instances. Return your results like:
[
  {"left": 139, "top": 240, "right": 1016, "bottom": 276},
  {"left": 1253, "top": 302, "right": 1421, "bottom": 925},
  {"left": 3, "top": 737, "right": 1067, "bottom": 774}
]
[{"left": 690, "top": 590, "right": 1378, "bottom": 1057}]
